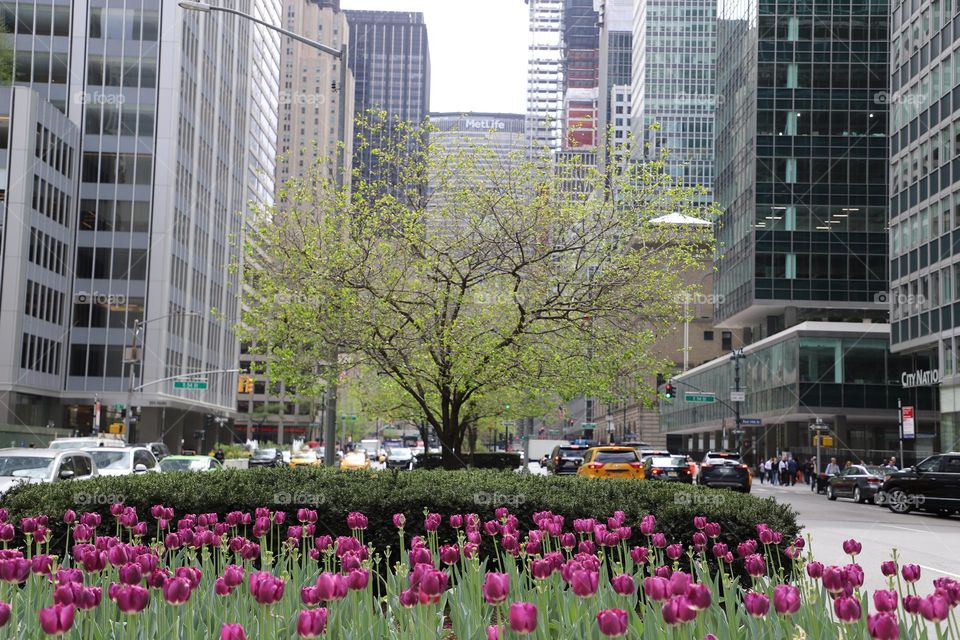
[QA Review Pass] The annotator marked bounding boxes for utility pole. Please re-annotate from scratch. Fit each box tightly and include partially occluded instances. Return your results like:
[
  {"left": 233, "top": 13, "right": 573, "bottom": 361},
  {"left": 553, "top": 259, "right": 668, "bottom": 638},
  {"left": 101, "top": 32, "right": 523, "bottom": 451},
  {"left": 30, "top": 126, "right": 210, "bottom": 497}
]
[
  {"left": 898, "top": 397, "right": 904, "bottom": 469},
  {"left": 731, "top": 348, "right": 744, "bottom": 453},
  {"left": 323, "top": 375, "right": 337, "bottom": 466}
]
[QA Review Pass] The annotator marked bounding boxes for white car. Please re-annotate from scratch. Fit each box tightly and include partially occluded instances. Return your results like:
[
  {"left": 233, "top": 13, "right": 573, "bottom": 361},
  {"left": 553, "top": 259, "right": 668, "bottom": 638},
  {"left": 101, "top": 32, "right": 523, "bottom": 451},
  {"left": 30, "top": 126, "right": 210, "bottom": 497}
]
[
  {"left": 83, "top": 446, "right": 159, "bottom": 476},
  {"left": 49, "top": 436, "right": 125, "bottom": 450},
  {"left": 0, "top": 448, "right": 98, "bottom": 494}
]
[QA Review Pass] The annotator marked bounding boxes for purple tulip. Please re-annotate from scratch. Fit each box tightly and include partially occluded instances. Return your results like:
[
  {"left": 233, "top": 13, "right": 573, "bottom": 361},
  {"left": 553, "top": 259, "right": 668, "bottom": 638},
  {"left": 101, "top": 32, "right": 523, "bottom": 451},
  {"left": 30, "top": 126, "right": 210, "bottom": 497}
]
[
  {"left": 0, "top": 601, "right": 8, "bottom": 627},
  {"left": 806, "top": 560, "right": 824, "bottom": 579},
  {"left": 873, "top": 589, "right": 898, "bottom": 612},
  {"left": 112, "top": 584, "right": 150, "bottom": 614},
  {"left": 508, "top": 602, "right": 537, "bottom": 634},
  {"left": 666, "top": 544, "right": 683, "bottom": 560},
  {"left": 570, "top": 570, "right": 599, "bottom": 597},
  {"left": 842, "top": 539, "right": 862, "bottom": 557},
  {"left": 744, "top": 553, "right": 766, "bottom": 578},
  {"left": 220, "top": 623, "right": 247, "bottom": 640},
  {"left": 38, "top": 603, "right": 75, "bottom": 636},
  {"left": 162, "top": 577, "right": 192, "bottom": 605},
  {"left": 773, "top": 584, "right": 801, "bottom": 615},
  {"left": 643, "top": 576, "right": 671, "bottom": 602},
  {"left": 703, "top": 522, "right": 721, "bottom": 538},
  {"left": 867, "top": 612, "right": 899, "bottom": 640},
  {"left": 611, "top": 574, "right": 635, "bottom": 596},
  {"left": 880, "top": 560, "right": 897, "bottom": 577},
  {"left": 693, "top": 516, "right": 707, "bottom": 530},
  {"left": 822, "top": 566, "right": 846, "bottom": 593},
  {"left": 686, "top": 583, "right": 712, "bottom": 610},
  {"left": 651, "top": 533, "right": 667, "bottom": 548},
  {"left": 661, "top": 596, "right": 697, "bottom": 624},
  {"left": 297, "top": 608, "right": 328, "bottom": 637},
  {"left": 596, "top": 608, "right": 628, "bottom": 637},
  {"left": 901, "top": 564, "right": 921, "bottom": 583},
  {"left": 833, "top": 595, "right": 862, "bottom": 623},
  {"left": 744, "top": 591, "right": 770, "bottom": 617},
  {"left": 482, "top": 572, "right": 510, "bottom": 605},
  {"left": 919, "top": 594, "right": 949, "bottom": 622}
]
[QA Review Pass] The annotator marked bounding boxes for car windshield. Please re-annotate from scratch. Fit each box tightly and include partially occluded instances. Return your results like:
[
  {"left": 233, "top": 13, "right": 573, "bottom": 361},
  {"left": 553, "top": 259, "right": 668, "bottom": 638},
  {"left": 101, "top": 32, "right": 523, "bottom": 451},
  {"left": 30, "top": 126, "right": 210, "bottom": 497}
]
[
  {"left": 388, "top": 448, "right": 412, "bottom": 458},
  {"left": 0, "top": 455, "right": 56, "bottom": 479},
  {"left": 293, "top": 452, "right": 317, "bottom": 461},
  {"left": 89, "top": 451, "right": 131, "bottom": 470},
  {"left": 595, "top": 451, "right": 638, "bottom": 464},
  {"left": 916, "top": 456, "right": 943, "bottom": 472},
  {"left": 559, "top": 448, "right": 586, "bottom": 459},
  {"left": 253, "top": 449, "right": 277, "bottom": 459},
  {"left": 344, "top": 452, "right": 366, "bottom": 463},
  {"left": 862, "top": 466, "right": 885, "bottom": 476},
  {"left": 651, "top": 456, "right": 688, "bottom": 467},
  {"left": 160, "top": 459, "right": 210, "bottom": 472}
]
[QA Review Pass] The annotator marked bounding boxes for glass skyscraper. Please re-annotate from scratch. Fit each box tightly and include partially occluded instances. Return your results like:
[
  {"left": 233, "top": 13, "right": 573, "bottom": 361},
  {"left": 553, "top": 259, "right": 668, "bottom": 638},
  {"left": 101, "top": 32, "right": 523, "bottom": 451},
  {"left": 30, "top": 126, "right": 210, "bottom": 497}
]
[{"left": 526, "top": 0, "right": 565, "bottom": 152}]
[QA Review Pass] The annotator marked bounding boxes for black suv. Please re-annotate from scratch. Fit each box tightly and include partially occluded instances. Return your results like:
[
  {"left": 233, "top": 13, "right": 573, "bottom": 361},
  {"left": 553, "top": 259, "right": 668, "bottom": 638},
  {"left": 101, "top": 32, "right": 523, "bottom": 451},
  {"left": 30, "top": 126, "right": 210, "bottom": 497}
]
[
  {"left": 697, "top": 451, "right": 751, "bottom": 492},
  {"left": 248, "top": 448, "right": 284, "bottom": 468},
  {"left": 880, "top": 453, "right": 960, "bottom": 516},
  {"left": 545, "top": 445, "right": 590, "bottom": 475}
]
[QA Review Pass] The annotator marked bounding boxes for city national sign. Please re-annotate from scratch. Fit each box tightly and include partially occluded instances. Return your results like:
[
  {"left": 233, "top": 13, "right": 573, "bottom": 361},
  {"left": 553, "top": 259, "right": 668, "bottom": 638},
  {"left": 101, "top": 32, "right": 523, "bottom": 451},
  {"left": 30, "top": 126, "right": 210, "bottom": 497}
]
[{"left": 900, "top": 368, "right": 941, "bottom": 388}]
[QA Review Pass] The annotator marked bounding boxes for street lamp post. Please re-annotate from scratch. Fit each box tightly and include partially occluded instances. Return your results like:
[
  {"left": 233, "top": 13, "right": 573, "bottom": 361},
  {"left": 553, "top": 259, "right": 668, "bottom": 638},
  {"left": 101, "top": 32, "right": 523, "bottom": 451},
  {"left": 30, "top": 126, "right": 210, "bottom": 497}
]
[
  {"left": 180, "top": 1, "right": 350, "bottom": 466},
  {"left": 123, "top": 311, "right": 200, "bottom": 442},
  {"left": 605, "top": 413, "right": 614, "bottom": 444}
]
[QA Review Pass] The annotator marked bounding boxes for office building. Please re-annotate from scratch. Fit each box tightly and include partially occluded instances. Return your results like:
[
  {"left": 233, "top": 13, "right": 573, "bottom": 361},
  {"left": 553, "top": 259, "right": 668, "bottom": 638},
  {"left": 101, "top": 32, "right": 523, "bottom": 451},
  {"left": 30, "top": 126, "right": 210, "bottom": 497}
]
[
  {"left": 345, "top": 10, "right": 430, "bottom": 188},
  {"left": 0, "top": 2, "right": 282, "bottom": 452},
  {"left": 596, "top": 0, "right": 633, "bottom": 144},
  {"left": 0, "top": 87, "right": 79, "bottom": 427},
  {"left": 562, "top": 0, "right": 600, "bottom": 149},
  {"left": 276, "top": 0, "right": 354, "bottom": 184},
  {"left": 631, "top": 0, "right": 717, "bottom": 200},
  {"left": 525, "top": 0, "right": 565, "bottom": 152},
  {"left": 659, "top": 0, "right": 938, "bottom": 464},
  {"left": 887, "top": 0, "right": 960, "bottom": 455}
]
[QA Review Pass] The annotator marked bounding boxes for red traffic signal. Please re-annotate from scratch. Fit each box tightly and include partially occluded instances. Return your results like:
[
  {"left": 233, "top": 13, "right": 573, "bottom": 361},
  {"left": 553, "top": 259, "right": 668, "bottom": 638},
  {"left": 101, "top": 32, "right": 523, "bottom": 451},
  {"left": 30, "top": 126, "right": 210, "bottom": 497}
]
[{"left": 664, "top": 383, "right": 675, "bottom": 399}]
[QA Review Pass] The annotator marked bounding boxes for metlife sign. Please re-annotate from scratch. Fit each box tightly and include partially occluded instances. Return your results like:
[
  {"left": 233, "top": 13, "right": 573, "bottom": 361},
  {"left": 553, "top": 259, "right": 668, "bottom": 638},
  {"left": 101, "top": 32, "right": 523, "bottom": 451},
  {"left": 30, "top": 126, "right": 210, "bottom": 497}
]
[{"left": 463, "top": 118, "right": 506, "bottom": 130}]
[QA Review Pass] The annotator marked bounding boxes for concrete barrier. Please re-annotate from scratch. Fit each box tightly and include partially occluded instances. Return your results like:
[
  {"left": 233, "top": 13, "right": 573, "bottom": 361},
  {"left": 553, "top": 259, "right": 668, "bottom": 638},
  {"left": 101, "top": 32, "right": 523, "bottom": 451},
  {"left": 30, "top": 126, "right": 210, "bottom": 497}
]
[{"left": 224, "top": 459, "right": 249, "bottom": 470}]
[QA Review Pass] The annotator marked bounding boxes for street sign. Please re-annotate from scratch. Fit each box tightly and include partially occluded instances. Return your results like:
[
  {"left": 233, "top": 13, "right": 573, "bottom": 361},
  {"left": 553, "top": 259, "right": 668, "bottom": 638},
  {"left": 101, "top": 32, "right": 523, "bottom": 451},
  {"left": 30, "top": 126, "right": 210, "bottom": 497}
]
[
  {"left": 901, "top": 406, "right": 915, "bottom": 440},
  {"left": 174, "top": 379, "right": 208, "bottom": 390},
  {"left": 731, "top": 429, "right": 745, "bottom": 435},
  {"left": 730, "top": 391, "right": 746, "bottom": 402},
  {"left": 684, "top": 392, "right": 716, "bottom": 403},
  {"left": 741, "top": 418, "right": 762, "bottom": 426},
  {"left": 581, "top": 422, "right": 597, "bottom": 428},
  {"left": 812, "top": 435, "right": 834, "bottom": 447}
]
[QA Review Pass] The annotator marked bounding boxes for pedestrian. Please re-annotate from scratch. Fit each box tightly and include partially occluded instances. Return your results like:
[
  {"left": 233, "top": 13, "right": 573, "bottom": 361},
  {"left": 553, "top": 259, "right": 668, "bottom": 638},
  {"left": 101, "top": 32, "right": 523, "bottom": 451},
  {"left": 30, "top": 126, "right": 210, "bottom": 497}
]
[
  {"left": 787, "top": 457, "right": 798, "bottom": 486},
  {"left": 825, "top": 457, "right": 841, "bottom": 476},
  {"left": 885, "top": 456, "right": 899, "bottom": 471},
  {"left": 778, "top": 457, "right": 788, "bottom": 485},
  {"left": 844, "top": 460, "right": 853, "bottom": 470},
  {"left": 809, "top": 456, "right": 818, "bottom": 491},
  {"left": 757, "top": 459, "right": 765, "bottom": 484}
]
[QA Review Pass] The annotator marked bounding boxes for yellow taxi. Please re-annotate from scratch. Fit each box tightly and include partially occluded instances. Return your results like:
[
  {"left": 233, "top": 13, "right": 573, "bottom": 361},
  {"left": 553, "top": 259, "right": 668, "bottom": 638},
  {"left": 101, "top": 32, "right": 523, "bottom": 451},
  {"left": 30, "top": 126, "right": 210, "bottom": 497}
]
[
  {"left": 576, "top": 446, "right": 645, "bottom": 480},
  {"left": 339, "top": 450, "right": 371, "bottom": 471},
  {"left": 289, "top": 449, "right": 321, "bottom": 468}
]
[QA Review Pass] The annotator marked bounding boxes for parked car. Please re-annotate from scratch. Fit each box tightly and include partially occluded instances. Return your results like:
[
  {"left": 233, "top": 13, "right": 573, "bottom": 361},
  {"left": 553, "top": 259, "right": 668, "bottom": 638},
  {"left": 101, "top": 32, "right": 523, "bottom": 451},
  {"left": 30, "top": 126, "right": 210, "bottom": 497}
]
[
  {"left": 84, "top": 446, "right": 159, "bottom": 476},
  {"left": 159, "top": 455, "right": 224, "bottom": 472},
  {"left": 545, "top": 444, "right": 590, "bottom": 475},
  {"left": 340, "top": 450, "right": 371, "bottom": 471},
  {"left": 697, "top": 451, "right": 751, "bottom": 492},
  {"left": 826, "top": 464, "right": 885, "bottom": 503},
  {"left": 289, "top": 450, "right": 321, "bottom": 468},
  {"left": 576, "top": 447, "right": 645, "bottom": 480},
  {"left": 248, "top": 448, "right": 284, "bottom": 468},
  {"left": 48, "top": 436, "right": 124, "bottom": 450},
  {"left": 131, "top": 442, "right": 171, "bottom": 460},
  {"left": 385, "top": 447, "right": 414, "bottom": 470},
  {"left": 644, "top": 455, "right": 694, "bottom": 483},
  {"left": 0, "top": 449, "right": 98, "bottom": 494},
  {"left": 880, "top": 453, "right": 960, "bottom": 515}
]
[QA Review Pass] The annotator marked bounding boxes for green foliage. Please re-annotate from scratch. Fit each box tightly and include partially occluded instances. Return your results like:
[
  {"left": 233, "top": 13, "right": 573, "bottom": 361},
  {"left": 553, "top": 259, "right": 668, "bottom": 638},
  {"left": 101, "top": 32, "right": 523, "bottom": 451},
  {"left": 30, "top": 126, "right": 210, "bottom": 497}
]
[
  {"left": 211, "top": 443, "right": 252, "bottom": 459},
  {"left": 2, "top": 468, "right": 798, "bottom": 576},
  {"left": 242, "top": 109, "right": 716, "bottom": 465},
  {"left": 0, "top": 23, "right": 11, "bottom": 86}
]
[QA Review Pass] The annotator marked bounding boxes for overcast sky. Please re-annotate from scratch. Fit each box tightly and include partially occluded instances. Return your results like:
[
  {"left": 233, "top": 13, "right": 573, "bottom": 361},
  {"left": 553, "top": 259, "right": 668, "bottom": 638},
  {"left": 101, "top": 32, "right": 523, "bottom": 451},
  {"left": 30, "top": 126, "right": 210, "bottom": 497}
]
[{"left": 341, "top": 0, "right": 529, "bottom": 115}]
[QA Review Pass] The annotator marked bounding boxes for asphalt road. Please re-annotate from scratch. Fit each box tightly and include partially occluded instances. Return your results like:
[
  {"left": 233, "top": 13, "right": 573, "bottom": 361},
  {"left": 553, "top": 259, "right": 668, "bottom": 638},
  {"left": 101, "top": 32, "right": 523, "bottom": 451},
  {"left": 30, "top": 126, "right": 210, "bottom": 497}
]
[{"left": 752, "top": 480, "right": 960, "bottom": 595}]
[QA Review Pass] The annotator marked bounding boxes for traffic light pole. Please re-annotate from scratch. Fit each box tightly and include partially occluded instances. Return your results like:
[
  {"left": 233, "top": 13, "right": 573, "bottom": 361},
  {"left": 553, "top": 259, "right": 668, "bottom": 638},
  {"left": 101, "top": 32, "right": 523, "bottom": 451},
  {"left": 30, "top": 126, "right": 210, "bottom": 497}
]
[{"left": 732, "top": 349, "right": 744, "bottom": 453}]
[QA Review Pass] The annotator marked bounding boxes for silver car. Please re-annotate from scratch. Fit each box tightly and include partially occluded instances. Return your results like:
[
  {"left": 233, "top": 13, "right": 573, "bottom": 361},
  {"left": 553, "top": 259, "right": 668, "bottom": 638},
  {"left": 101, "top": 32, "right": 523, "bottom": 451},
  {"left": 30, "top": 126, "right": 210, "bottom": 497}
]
[
  {"left": 83, "top": 446, "right": 159, "bottom": 477},
  {"left": 0, "top": 448, "right": 98, "bottom": 494}
]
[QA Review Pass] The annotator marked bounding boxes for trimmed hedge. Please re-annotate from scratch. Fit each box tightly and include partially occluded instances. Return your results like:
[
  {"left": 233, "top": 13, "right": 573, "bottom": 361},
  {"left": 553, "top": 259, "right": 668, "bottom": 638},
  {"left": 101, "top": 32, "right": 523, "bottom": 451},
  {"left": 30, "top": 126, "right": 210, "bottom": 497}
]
[
  {"left": 415, "top": 452, "right": 522, "bottom": 470},
  {"left": 1, "top": 468, "right": 798, "bottom": 573}
]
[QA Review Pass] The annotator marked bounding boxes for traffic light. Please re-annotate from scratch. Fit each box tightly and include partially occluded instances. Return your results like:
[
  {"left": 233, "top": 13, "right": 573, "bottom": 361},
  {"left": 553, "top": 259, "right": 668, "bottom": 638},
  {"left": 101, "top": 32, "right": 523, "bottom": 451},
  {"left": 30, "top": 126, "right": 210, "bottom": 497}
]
[
  {"left": 664, "top": 383, "right": 676, "bottom": 399},
  {"left": 203, "top": 414, "right": 214, "bottom": 430}
]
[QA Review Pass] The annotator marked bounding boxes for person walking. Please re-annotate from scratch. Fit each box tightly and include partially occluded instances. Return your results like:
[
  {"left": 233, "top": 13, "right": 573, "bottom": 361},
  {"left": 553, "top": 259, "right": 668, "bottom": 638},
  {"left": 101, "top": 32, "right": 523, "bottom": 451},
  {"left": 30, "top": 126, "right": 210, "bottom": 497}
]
[
  {"left": 825, "top": 457, "right": 841, "bottom": 476},
  {"left": 778, "top": 457, "right": 788, "bottom": 485},
  {"left": 787, "top": 457, "right": 798, "bottom": 486},
  {"left": 809, "top": 456, "right": 818, "bottom": 491},
  {"left": 885, "top": 456, "right": 899, "bottom": 471},
  {"left": 757, "top": 459, "right": 766, "bottom": 484}
]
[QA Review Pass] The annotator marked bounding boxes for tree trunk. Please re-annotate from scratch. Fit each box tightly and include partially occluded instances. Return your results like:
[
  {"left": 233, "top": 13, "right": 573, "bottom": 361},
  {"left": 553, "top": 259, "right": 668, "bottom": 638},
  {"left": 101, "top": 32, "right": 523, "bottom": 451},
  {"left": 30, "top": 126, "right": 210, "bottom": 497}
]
[{"left": 439, "top": 420, "right": 467, "bottom": 470}]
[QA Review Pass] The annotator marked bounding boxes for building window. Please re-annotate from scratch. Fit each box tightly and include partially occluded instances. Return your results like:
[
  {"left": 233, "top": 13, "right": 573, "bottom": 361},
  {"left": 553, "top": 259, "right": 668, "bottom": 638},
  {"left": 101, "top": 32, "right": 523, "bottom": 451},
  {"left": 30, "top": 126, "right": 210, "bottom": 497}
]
[
  {"left": 721, "top": 332, "right": 733, "bottom": 351},
  {"left": 703, "top": 331, "right": 714, "bottom": 341}
]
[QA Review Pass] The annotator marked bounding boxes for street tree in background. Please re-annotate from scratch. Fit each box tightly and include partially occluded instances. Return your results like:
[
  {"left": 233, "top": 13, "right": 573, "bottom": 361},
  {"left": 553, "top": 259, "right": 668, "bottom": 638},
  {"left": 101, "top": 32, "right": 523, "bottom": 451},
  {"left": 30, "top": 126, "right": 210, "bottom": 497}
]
[
  {"left": 241, "top": 112, "right": 715, "bottom": 469},
  {"left": 0, "top": 24, "right": 12, "bottom": 85}
]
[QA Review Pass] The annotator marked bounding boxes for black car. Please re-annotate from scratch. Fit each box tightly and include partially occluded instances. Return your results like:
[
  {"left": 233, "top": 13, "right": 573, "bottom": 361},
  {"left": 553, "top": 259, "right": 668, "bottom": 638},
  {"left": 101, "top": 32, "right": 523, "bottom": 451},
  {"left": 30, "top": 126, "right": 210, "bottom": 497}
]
[
  {"left": 826, "top": 464, "right": 885, "bottom": 503},
  {"left": 644, "top": 455, "right": 693, "bottom": 483},
  {"left": 248, "top": 448, "right": 284, "bottom": 468},
  {"left": 546, "top": 445, "right": 590, "bottom": 475},
  {"left": 697, "top": 451, "right": 751, "bottom": 492},
  {"left": 880, "top": 453, "right": 960, "bottom": 516}
]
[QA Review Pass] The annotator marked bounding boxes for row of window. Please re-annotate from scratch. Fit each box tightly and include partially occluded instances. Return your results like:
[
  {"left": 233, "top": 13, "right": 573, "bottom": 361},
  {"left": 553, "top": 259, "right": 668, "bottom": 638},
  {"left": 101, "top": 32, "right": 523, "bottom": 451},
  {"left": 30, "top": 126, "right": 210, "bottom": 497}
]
[
  {"left": 0, "top": 5, "right": 69, "bottom": 37},
  {"left": 20, "top": 334, "right": 61, "bottom": 376},
  {"left": 84, "top": 104, "right": 155, "bottom": 138},
  {"left": 32, "top": 176, "right": 71, "bottom": 227},
  {"left": 28, "top": 228, "right": 68, "bottom": 276},
  {"left": 88, "top": 9, "right": 159, "bottom": 41},
  {"left": 75, "top": 248, "right": 148, "bottom": 281},
  {"left": 78, "top": 200, "right": 150, "bottom": 233},
  {"left": 35, "top": 124, "right": 73, "bottom": 178},
  {"left": 87, "top": 56, "right": 157, "bottom": 90},
  {"left": 81, "top": 153, "right": 152, "bottom": 186},
  {"left": 891, "top": 190, "right": 960, "bottom": 255},
  {"left": 15, "top": 52, "right": 69, "bottom": 86},
  {"left": 72, "top": 299, "right": 145, "bottom": 329},
  {"left": 24, "top": 280, "right": 65, "bottom": 326}
]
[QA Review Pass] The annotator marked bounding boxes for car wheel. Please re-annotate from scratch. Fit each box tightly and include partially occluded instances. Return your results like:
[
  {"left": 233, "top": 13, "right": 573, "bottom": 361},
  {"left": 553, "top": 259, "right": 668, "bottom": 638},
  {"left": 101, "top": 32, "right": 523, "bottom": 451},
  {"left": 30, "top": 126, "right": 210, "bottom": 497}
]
[
  {"left": 886, "top": 488, "right": 913, "bottom": 514},
  {"left": 853, "top": 486, "right": 863, "bottom": 504},
  {"left": 827, "top": 486, "right": 837, "bottom": 501}
]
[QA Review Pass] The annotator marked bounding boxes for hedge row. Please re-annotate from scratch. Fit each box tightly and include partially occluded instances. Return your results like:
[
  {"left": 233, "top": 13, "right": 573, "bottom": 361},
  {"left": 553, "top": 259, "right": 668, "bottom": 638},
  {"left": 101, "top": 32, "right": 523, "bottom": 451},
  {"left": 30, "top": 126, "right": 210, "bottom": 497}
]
[{"left": 1, "top": 468, "right": 799, "bottom": 571}]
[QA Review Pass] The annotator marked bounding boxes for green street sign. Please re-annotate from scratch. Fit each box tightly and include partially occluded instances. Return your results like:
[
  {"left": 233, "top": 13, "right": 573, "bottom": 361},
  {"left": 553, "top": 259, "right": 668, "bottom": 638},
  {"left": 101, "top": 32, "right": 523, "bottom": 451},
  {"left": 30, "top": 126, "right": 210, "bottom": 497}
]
[
  {"left": 581, "top": 422, "right": 597, "bottom": 428},
  {"left": 174, "top": 379, "right": 208, "bottom": 390},
  {"left": 684, "top": 392, "right": 716, "bottom": 403},
  {"left": 112, "top": 404, "right": 124, "bottom": 410}
]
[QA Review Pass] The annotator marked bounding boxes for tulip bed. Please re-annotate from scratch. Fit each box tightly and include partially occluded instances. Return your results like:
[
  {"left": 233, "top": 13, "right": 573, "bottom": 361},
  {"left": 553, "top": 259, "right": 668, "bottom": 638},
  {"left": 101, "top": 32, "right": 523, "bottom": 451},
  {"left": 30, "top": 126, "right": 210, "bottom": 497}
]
[{"left": 0, "top": 505, "right": 954, "bottom": 639}]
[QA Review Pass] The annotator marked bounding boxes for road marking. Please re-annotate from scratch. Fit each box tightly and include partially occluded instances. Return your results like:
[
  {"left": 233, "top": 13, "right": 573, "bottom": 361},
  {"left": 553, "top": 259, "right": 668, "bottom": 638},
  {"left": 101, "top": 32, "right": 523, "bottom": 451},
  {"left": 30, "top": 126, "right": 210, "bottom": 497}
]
[
  {"left": 918, "top": 565, "right": 960, "bottom": 578},
  {"left": 878, "top": 524, "right": 940, "bottom": 535}
]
